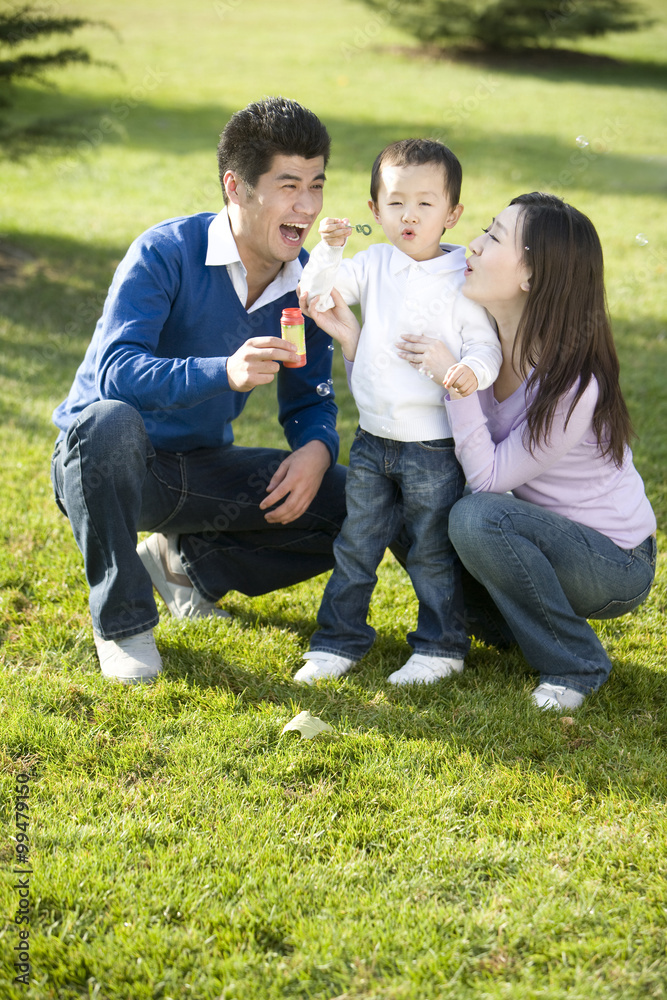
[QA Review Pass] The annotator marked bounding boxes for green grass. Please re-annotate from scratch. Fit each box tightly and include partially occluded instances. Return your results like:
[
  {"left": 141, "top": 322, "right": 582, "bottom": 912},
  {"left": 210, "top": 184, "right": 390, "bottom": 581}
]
[{"left": 1, "top": 1, "right": 666, "bottom": 997}]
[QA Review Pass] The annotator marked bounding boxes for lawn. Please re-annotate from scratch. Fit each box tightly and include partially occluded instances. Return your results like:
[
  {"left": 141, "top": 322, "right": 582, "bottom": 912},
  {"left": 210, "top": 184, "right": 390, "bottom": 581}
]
[{"left": 1, "top": 1, "right": 666, "bottom": 997}]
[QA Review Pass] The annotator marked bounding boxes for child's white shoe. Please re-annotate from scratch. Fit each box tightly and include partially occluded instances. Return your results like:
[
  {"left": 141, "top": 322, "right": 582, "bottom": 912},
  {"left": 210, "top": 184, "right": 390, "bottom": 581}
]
[
  {"left": 387, "top": 653, "right": 464, "bottom": 686},
  {"left": 293, "top": 650, "right": 356, "bottom": 685}
]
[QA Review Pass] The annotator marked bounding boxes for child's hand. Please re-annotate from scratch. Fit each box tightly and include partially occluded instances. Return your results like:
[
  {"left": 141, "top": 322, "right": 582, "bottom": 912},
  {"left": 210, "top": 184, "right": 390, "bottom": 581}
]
[
  {"left": 319, "top": 217, "right": 352, "bottom": 247},
  {"left": 443, "top": 363, "right": 478, "bottom": 397}
]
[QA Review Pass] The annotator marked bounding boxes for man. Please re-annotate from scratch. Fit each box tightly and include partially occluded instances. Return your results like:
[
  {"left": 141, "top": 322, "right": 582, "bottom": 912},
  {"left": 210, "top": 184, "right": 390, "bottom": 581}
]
[{"left": 51, "top": 97, "right": 347, "bottom": 684}]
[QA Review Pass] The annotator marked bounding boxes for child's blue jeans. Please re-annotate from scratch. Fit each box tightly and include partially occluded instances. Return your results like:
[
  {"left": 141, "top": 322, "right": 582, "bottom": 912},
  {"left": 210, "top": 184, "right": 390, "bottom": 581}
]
[{"left": 309, "top": 427, "right": 469, "bottom": 661}]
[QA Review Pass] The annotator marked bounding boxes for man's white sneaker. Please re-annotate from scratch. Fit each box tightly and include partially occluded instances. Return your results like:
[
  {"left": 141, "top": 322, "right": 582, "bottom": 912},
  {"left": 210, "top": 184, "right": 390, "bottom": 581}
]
[
  {"left": 293, "top": 650, "right": 356, "bottom": 684},
  {"left": 531, "top": 682, "right": 585, "bottom": 711},
  {"left": 93, "top": 629, "right": 162, "bottom": 684},
  {"left": 387, "top": 653, "right": 464, "bottom": 686},
  {"left": 137, "top": 533, "right": 231, "bottom": 619}
]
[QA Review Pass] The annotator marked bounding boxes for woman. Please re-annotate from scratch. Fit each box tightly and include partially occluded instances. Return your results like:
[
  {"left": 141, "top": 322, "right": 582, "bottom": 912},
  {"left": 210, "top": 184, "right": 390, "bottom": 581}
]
[
  {"left": 303, "top": 192, "right": 657, "bottom": 709},
  {"left": 398, "top": 192, "right": 657, "bottom": 709}
]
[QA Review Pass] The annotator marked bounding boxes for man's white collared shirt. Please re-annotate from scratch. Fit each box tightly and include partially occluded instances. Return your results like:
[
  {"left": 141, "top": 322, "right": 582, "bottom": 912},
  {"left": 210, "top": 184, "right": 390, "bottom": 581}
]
[{"left": 205, "top": 207, "right": 305, "bottom": 313}]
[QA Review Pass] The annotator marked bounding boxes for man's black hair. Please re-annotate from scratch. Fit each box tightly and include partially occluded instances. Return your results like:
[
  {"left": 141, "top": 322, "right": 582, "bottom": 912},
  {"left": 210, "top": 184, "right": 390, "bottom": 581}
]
[{"left": 217, "top": 96, "right": 330, "bottom": 202}]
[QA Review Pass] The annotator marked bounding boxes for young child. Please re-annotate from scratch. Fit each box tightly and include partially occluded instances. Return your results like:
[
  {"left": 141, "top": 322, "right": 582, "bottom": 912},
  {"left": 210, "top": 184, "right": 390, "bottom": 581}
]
[{"left": 294, "top": 138, "right": 501, "bottom": 685}]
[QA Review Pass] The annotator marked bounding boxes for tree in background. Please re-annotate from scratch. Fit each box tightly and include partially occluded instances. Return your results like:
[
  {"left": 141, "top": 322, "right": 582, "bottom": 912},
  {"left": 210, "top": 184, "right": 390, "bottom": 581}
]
[
  {"left": 0, "top": 4, "right": 112, "bottom": 143},
  {"left": 354, "top": 0, "right": 653, "bottom": 52}
]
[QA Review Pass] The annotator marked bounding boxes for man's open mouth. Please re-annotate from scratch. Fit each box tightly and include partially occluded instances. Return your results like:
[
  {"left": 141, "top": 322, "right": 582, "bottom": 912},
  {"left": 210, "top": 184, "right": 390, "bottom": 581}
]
[{"left": 280, "top": 223, "right": 309, "bottom": 243}]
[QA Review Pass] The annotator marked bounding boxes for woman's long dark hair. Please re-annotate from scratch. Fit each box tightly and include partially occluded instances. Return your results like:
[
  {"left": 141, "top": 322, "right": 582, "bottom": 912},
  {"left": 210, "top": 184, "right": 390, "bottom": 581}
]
[{"left": 511, "top": 192, "right": 633, "bottom": 467}]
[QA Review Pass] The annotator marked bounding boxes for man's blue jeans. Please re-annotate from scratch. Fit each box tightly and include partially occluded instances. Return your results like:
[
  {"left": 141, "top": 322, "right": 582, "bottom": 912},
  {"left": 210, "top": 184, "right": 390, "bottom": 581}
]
[
  {"left": 448, "top": 492, "right": 657, "bottom": 694},
  {"left": 50, "top": 401, "right": 347, "bottom": 640},
  {"left": 310, "top": 428, "right": 469, "bottom": 661}
]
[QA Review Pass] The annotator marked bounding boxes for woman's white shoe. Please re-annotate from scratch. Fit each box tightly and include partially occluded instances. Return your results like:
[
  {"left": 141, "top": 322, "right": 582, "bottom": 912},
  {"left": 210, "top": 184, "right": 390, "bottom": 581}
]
[{"left": 532, "top": 682, "right": 585, "bottom": 710}]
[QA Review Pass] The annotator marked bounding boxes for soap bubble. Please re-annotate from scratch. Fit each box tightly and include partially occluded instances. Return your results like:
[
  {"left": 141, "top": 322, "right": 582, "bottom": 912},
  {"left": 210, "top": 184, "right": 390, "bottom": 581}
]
[
  {"left": 327, "top": 343, "right": 335, "bottom": 351},
  {"left": 316, "top": 383, "right": 331, "bottom": 397},
  {"left": 635, "top": 233, "right": 649, "bottom": 246},
  {"left": 575, "top": 135, "right": 589, "bottom": 148}
]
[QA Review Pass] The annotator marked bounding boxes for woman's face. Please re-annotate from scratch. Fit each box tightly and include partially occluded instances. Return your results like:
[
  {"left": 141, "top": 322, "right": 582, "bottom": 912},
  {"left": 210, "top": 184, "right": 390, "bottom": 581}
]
[{"left": 462, "top": 203, "right": 532, "bottom": 316}]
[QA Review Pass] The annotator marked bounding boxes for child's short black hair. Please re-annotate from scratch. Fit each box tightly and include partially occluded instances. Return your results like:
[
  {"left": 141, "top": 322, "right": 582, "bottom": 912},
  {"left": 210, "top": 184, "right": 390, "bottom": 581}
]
[{"left": 370, "top": 138, "right": 462, "bottom": 207}]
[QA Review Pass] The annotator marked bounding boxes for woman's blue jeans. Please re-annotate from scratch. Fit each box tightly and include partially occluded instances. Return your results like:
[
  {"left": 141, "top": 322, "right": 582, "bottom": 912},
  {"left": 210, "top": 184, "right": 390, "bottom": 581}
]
[
  {"left": 448, "top": 492, "right": 657, "bottom": 694},
  {"left": 50, "top": 401, "right": 347, "bottom": 640},
  {"left": 310, "top": 428, "right": 469, "bottom": 661}
]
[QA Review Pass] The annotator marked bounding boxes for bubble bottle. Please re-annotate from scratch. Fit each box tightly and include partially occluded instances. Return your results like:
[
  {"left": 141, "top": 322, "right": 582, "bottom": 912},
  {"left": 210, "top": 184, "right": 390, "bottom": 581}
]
[{"left": 281, "top": 307, "right": 306, "bottom": 368}]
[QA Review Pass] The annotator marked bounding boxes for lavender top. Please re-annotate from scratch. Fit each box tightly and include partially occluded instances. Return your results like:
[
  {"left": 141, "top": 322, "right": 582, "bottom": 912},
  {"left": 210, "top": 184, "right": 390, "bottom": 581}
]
[{"left": 443, "top": 379, "right": 656, "bottom": 549}]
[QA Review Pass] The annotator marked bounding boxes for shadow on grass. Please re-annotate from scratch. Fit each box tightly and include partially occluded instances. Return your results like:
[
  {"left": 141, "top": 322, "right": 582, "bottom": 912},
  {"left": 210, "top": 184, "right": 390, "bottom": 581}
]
[
  {"left": 605, "top": 318, "right": 667, "bottom": 523},
  {"left": 151, "top": 615, "right": 667, "bottom": 803},
  {"left": 2, "top": 587, "right": 665, "bottom": 807},
  {"left": 383, "top": 43, "right": 667, "bottom": 90},
  {"left": 3, "top": 84, "right": 666, "bottom": 203},
  {"left": 4, "top": 33, "right": 666, "bottom": 144},
  {"left": 0, "top": 232, "right": 129, "bottom": 438}
]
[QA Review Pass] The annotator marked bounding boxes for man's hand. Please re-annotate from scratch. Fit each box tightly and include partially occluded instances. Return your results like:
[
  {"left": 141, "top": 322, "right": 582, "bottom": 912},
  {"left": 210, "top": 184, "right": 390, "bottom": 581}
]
[
  {"left": 226, "top": 336, "right": 298, "bottom": 392},
  {"left": 259, "top": 440, "right": 330, "bottom": 524},
  {"left": 319, "top": 217, "right": 352, "bottom": 247}
]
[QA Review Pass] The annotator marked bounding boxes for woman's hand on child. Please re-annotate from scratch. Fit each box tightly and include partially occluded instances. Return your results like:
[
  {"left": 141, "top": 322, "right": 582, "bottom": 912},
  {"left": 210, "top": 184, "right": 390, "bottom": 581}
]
[
  {"left": 396, "top": 333, "right": 458, "bottom": 385},
  {"left": 319, "top": 217, "right": 353, "bottom": 247},
  {"left": 297, "top": 285, "right": 361, "bottom": 361}
]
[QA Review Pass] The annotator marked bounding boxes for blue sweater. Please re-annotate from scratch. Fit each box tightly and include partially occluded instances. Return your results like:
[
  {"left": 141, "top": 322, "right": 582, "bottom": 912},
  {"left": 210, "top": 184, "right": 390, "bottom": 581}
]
[{"left": 52, "top": 213, "right": 339, "bottom": 463}]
